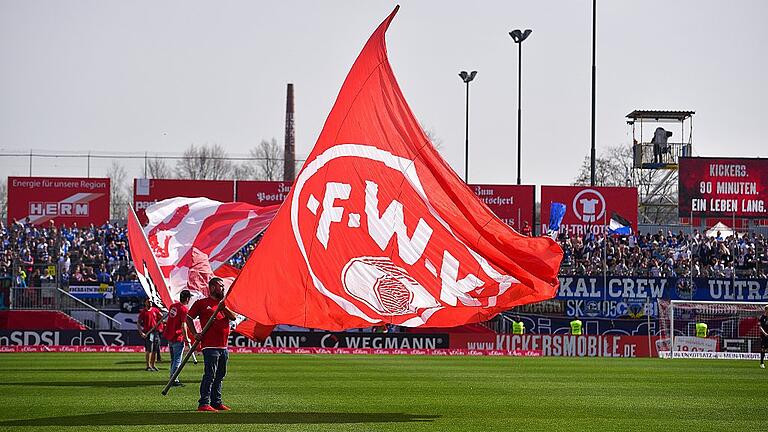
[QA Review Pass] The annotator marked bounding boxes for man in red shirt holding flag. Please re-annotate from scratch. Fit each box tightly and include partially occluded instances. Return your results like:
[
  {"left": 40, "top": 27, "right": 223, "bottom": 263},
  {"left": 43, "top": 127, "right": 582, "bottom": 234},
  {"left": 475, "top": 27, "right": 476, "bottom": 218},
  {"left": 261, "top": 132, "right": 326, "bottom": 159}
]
[
  {"left": 163, "top": 289, "right": 192, "bottom": 387},
  {"left": 186, "top": 278, "right": 236, "bottom": 412},
  {"left": 137, "top": 299, "right": 163, "bottom": 371}
]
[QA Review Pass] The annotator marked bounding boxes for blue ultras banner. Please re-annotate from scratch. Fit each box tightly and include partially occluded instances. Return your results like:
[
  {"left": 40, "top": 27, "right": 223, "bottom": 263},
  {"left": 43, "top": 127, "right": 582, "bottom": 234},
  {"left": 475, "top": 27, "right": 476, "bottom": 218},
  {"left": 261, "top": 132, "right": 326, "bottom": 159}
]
[{"left": 556, "top": 276, "right": 768, "bottom": 302}]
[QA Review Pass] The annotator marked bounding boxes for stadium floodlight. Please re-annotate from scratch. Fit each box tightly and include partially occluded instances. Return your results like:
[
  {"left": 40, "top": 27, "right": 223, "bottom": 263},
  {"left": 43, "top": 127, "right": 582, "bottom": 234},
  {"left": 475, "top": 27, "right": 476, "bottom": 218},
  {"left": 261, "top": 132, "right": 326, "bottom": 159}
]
[
  {"left": 508, "top": 29, "right": 532, "bottom": 43},
  {"left": 458, "top": 70, "right": 477, "bottom": 183},
  {"left": 458, "top": 70, "right": 477, "bottom": 84},
  {"left": 509, "top": 29, "right": 531, "bottom": 185}
]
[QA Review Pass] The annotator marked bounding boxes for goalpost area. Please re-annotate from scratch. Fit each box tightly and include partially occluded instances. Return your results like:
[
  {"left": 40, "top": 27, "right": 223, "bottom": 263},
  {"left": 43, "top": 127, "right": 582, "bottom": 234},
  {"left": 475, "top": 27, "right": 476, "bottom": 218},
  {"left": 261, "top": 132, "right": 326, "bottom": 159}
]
[{"left": 657, "top": 300, "right": 767, "bottom": 359}]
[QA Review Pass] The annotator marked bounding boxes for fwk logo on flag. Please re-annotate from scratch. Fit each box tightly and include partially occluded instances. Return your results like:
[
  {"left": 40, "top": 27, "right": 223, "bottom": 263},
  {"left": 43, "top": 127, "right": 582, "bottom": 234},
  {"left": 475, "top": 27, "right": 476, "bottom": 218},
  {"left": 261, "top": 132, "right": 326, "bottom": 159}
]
[{"left": 291, "top": 143, "right": 517, "bottom": 325}]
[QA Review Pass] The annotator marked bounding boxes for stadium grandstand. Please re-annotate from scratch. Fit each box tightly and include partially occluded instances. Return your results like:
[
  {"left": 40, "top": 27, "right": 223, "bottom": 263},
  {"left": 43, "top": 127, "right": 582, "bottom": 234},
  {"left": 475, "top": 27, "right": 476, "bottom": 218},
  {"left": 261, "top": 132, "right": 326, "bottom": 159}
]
[
  {"left": 2, "top": 3, "right": 767, "bottom": 429},
  {"left": 2, "top": 211, "right": 766, "bottom": 355},
  {"left": 3, "top": 220, "right": 767, "bottom": 287}
]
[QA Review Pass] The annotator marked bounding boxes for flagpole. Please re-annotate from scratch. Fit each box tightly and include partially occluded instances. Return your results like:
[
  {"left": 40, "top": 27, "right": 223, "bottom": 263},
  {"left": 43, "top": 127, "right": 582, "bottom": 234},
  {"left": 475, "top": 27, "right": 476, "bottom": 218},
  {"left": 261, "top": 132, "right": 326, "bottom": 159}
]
[
  {"left": 603, "top": 210, "right": 607, "bottom": 297},
  {"left": 162, "top": 273, "right": 245, "bottom": 395},
  {"left": 144, "top": 311, "right": 168, "bottom": 336},
  {"left": 187, "top": 340, "right": 198, "bottom": 365},
  {"left": 162, "top": 294, "right": 232, "bottom": 395},
  {"left": 689, "top": 210, "right": 694, "bottom": 290}
]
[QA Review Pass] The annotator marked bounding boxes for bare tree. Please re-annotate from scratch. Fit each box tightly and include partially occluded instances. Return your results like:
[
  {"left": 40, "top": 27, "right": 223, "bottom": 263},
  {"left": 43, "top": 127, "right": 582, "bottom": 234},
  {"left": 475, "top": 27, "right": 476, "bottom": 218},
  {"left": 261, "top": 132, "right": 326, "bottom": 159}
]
[
  {"left": 244, "top": 138, "right": 283, "bottom": 181},
  {"left": 146, "top": 157, "right": 172, "bottom": 179},
  {"left": 573, "top": 145, "right": 677, "bottom": 224},
  {"left": 106, "top": 161, "right": 130, "bottom": 220},
  {"left": 424, "top": 128, "right": 443, "bottom": 151},
  {"left": 231, "top": 163, "right": 252, "bottom": 180},
  {"left": 175, "top": 143, "right": 233, "bottom": 180},
  {"left": 573, "top": 154, "right": 625, "bottom": 187},
  {"left": 574, "top": 146, "right": 646, "bottom": 187},
  {"left": 0, "top": 180, "right": 7, "bottom": 224}
]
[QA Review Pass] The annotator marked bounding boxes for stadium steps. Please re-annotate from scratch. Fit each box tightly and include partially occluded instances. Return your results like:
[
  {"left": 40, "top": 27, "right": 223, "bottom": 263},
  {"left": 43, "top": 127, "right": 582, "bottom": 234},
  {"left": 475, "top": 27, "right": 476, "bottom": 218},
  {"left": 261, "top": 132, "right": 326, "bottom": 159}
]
[
  {"left": 0, "top": 310, "right": 88, "bottom": 330},
  {"left": 9, "top": 287, "right": 121, "bottom": 330}
]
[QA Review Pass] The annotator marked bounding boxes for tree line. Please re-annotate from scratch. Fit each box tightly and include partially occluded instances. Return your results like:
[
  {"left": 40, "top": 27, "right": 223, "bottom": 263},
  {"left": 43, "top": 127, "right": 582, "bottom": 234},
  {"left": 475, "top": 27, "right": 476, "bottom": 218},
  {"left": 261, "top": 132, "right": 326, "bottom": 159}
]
[
  {"left": 107, "top": 140, "right": 287, "bottom": 219},
  {"left": 1, "top": 141, "right": 674, "bottom": 224}
]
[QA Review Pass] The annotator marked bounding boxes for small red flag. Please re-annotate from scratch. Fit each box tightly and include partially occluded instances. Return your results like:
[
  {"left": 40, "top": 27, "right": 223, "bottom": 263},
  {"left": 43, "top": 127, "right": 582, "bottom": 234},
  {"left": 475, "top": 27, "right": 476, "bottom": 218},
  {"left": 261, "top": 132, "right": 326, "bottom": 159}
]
[{"left": 127, "top": 206, "right": 173, "bottom": 308}]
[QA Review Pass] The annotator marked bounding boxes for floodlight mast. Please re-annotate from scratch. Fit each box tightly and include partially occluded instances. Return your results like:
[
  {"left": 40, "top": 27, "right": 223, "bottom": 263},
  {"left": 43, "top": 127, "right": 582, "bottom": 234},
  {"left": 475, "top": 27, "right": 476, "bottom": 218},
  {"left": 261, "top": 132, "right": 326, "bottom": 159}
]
[
  {"left": 509, "top": 29, "right": 531, "bottom": 185},
  {"left": 458, "top": 70, "right": 477, "bottom": 183}
]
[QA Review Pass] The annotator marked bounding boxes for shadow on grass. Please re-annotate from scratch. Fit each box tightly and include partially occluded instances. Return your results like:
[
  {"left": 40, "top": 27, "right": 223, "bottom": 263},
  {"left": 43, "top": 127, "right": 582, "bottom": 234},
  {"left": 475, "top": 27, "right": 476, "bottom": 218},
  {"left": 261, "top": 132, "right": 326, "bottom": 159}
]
[
  {"left": 0, "top": 411, "right": 438, "bottom": 426},
  {"left": 0, "top": 380, "right": 199, "bottom": 388},
  {"left": 1, "top": 368, "right": 179, "bottom": 372}
]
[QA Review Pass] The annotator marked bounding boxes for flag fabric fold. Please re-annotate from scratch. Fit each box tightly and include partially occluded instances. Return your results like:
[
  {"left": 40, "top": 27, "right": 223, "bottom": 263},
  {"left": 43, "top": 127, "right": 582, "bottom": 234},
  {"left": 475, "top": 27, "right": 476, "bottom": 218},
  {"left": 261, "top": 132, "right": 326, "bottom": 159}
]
[
  {"left": 228, "top": 6, "right": 563, "bottom": 330},
  {"left": 127, "top": 206, "right": 173, "bottom": 309},
  {"left": 546, "top": 202, "right": 567, "bottom": 239},
  {"left": 187, "top": 249, "right": 274, "bottom": 341},
  {"left": 129, "top": 198, "right": 277, "bottom": 341},
  {"left": 143, "top": 197, "right": 278, "bottom": 299},
  {"left": 608, "top": 213, "right": 633, "bottom": 235}
]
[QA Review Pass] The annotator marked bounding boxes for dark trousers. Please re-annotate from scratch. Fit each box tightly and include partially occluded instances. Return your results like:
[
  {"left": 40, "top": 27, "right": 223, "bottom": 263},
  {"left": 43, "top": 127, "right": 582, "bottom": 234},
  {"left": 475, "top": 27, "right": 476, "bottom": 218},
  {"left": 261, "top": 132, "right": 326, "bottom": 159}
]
[{"left": 199, "top": 348, "right": 228, "bottom": 407}]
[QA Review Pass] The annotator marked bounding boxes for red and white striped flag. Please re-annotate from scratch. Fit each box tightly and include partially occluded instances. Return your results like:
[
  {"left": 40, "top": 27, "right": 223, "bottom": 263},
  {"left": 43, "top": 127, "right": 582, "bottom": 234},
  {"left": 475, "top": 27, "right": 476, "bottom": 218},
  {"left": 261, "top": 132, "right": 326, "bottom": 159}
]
[
  {"left": 143, "top": 197, "right": 279, "bottom": 298},
  {"left": 186, "top": 248, "right": 274, "bottom": 341},
  {"left": 129, "top": 198, "right": 277, "bottom": 340}
]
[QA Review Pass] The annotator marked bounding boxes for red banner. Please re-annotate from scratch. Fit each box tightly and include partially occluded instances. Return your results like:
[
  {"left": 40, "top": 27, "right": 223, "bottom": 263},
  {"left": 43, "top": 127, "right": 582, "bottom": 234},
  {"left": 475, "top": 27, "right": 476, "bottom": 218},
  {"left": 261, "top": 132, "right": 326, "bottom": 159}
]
[
  {"left": 470, "top": 184, "right": 535, "bottom": 232},
  {"left": 540, "top": 186, "right": 638, "bottom": 235},
  {"left": 132, "top": 179, "right": 235, "bottom": 223},
  {"left": 450, "top": 333, "right": 660, "bottom": 357},
  {"left": 236, "top": 180, "right": 292, "bottom": 206},
  {"left": 679, "top": 157, "right": 768, "bottom": 219},
  {"left": 0, "top": 345, "right": 542, "bottom": 356},
  {"left": 7, "top": 177, "right": 110, "bottom": 226}
]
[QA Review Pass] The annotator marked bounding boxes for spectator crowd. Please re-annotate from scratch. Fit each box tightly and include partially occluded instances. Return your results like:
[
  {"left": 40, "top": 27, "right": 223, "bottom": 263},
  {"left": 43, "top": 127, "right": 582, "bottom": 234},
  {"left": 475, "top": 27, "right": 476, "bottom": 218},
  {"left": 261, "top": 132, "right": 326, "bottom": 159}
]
[
  {"left": 2, "top": 219, "right": 767, "bottom": 289},
  {"left": 558, "top": 229, "right": 768, "bottom": 279},
  {"left": 0, "top": 220, "right": 135, "bottom": 288}
]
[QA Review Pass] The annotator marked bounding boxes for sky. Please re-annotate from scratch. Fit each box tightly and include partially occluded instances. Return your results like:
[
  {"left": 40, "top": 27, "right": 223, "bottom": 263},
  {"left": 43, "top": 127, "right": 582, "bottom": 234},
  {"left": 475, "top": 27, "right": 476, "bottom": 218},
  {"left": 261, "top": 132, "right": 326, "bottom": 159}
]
[{"left": 1, "top": 0, "right": 766, "bottom": 187}]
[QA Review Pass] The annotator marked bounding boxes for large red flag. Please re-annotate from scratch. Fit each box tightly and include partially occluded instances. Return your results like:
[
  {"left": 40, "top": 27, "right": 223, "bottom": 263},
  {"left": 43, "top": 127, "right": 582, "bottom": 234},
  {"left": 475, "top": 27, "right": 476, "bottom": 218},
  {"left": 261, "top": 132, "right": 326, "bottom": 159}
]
[{"left": 228, "top": 7, "right": 562, "bottom": 330}]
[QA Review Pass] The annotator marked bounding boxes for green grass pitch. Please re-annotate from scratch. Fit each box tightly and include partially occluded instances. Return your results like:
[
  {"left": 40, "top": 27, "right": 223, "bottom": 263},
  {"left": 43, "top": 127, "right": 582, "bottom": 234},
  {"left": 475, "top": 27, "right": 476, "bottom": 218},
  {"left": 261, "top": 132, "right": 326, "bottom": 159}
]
[{"left": 0, "top": 353, "right": 765, "bottom": 431}]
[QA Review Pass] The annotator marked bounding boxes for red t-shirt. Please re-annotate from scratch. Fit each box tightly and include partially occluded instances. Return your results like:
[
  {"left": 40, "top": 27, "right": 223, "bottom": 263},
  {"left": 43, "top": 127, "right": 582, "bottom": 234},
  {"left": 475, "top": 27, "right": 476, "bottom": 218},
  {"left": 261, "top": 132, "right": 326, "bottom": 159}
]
[
  {"left": 138, "top": 306, "right": 162, "bottom": 333},
  {"left": 162, "top": 302, "right": 189, "bottom": 342},
  {"left": 187, "top": 297, "right": 231, "bottom": 349}
]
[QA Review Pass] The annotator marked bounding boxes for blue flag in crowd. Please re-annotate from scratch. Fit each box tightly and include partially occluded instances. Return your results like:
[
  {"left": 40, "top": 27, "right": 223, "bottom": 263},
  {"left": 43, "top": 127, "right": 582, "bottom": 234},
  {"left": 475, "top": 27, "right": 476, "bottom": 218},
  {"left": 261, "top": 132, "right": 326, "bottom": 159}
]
[
  {"left": 547, "top": 202, "right": 566, "bottom": 238},
  {"left": 608, "top": 213, "right": 632, "bottom": 235}
]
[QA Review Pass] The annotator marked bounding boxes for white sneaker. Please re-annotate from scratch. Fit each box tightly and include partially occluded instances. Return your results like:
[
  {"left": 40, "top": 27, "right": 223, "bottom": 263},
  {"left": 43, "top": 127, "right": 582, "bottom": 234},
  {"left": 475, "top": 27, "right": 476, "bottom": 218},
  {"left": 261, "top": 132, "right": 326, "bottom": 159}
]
[{"left": 761, "top": 364, "right": 765, "bottom": 369}]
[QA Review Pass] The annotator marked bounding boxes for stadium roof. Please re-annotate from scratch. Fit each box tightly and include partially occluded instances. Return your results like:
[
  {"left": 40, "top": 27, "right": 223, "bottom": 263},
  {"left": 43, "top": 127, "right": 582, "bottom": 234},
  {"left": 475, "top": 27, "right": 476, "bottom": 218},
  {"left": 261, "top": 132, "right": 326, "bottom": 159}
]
[{"left": 625, "top": 110, "right": 695, "bottom": 121}]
